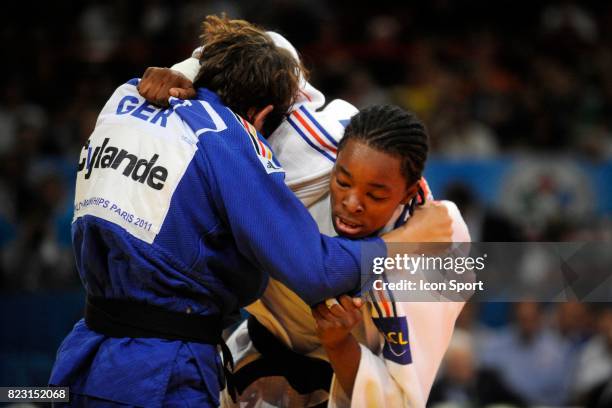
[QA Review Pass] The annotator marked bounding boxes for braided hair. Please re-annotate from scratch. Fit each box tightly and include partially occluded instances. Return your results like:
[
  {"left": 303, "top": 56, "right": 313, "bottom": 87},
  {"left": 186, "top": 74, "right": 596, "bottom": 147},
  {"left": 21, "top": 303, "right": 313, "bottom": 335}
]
[{"left": 338, "top": 104, "right": 429, "bottom": 213}]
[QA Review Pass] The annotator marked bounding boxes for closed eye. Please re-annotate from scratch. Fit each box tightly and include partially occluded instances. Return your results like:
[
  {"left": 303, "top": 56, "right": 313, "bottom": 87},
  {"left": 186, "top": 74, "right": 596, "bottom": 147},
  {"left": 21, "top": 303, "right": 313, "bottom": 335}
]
[
  {"left": 336, "top": 178, "right": 350, "bottom": 188},
  {"left": 368, "top": 193, "right": 389, "bottom": 201}
]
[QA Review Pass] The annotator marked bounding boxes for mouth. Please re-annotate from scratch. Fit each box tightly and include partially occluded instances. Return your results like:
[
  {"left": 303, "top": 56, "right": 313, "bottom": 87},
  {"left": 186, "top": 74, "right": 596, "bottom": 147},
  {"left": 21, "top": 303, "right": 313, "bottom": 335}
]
[{"left": 334, "top": 215, "right": 364, "bottom": 237}]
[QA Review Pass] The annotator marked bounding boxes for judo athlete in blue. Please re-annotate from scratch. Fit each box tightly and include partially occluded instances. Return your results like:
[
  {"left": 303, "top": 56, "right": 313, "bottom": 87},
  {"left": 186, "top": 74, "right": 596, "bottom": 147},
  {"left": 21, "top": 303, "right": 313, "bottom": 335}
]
[{"left": 49, "top": 16, "right": 399, "bottom": 407}]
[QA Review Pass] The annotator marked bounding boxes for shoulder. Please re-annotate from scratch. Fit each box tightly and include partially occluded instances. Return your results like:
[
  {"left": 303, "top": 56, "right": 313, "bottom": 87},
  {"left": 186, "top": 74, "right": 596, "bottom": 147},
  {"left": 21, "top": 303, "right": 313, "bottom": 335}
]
[
  {"left": 169, "top": 90, "right": 233, "bottom": 139},
  {"left": 283, "top": 99, "right": 358, "bottom": 150},
  {"left": 169, "top": 88, "right": 256, "bottom": 146},
  {"left": 267, "top": 99, "right": 358, "bottom": 186},
  {"left": 98, "top": 78, "right": 141, "bottom": 112},
  {"left": 170, "top": 93, "right": 284, "bottom": 176}
]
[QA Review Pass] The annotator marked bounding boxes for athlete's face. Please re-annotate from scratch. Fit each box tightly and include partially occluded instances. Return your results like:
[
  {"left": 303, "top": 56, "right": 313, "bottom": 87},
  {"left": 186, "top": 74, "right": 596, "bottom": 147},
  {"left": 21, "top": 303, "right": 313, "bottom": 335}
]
[{"left": 330, "top": 139, "right": 418, "bottom": 239}]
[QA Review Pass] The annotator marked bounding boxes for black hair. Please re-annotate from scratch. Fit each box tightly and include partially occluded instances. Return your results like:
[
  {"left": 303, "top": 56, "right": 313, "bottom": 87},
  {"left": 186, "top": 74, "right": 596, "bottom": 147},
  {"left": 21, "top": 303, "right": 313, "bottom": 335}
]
[
  {"left": 338, "top": 105, "right": 429, "bottom": 214},
  {"left": 339, "top": 104, "right": 429, "bottom": 186}
]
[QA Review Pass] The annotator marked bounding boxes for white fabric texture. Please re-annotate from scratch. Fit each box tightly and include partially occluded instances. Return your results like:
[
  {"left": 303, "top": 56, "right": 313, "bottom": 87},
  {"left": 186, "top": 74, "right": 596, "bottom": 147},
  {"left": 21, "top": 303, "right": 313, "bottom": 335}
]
[{"left": 170, "top": 32, "right": 469, "bottom": 408}]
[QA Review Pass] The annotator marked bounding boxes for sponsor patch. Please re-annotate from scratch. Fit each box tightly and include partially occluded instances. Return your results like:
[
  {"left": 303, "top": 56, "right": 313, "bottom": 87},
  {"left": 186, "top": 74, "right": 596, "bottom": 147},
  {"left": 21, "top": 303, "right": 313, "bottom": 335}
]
[
  {"left": 74, "top": 120, "right": 197, "bottom": 244},
  {"left": 372, "top": 316, "right": 412, "bottom": 365}
]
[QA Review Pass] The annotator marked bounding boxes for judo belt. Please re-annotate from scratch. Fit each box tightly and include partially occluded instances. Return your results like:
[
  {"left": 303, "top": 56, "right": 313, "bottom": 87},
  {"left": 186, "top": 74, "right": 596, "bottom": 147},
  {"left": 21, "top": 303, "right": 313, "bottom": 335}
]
[
  {"left": 232, "top": 315, "right": 333, "bottom": 395},
  {"left": 84, "top": 296, "right": 237, "bottom": 401}
]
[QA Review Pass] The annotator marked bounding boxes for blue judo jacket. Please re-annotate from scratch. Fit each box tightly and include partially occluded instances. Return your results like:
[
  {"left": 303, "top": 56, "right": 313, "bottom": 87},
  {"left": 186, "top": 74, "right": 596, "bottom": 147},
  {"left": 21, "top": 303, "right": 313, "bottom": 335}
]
[{"left": 49, "top": 80, "right": 384, "bottom": 407}]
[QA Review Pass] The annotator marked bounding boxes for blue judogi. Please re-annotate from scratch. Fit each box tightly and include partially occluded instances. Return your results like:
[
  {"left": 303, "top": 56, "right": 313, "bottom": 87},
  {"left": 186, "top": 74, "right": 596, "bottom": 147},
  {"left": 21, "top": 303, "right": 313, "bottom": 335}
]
[{"left": 49, "top": 80, "right": 384, "bottom": 407}]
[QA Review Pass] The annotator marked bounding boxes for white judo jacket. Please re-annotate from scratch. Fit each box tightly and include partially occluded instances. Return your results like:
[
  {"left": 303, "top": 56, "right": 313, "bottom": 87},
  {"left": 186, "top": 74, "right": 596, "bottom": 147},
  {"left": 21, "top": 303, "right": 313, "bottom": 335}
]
[{"left": 171, "top": 33, "right": 469, "bottom": 408}]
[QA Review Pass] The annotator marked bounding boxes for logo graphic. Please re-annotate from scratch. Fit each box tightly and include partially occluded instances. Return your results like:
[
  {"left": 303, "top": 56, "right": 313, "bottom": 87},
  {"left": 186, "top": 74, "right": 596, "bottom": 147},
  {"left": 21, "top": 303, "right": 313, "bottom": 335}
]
[
  {"left": 372, "top": 316, "right": 412, "bottom": 365},
  {"left": 234, "top": 114, "right": 284, "bottom": 174},
  {"left": 78, "top": 138, "right": 168, "bottom": 190}
]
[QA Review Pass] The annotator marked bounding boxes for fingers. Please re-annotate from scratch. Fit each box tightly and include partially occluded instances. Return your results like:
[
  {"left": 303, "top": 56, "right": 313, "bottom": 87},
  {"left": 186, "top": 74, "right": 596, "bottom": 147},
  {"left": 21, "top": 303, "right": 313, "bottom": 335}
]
[
  {"left": 149, "top": 82, "right": 169, "bottom": 107},
  {"left": 169, "top": 87, "right": 197, "bottom": 99},
  {"left": 334, "top": 295, "right": 363, "bottom": 310},
  {"left": 313, "top": 296, "right": 362, "bottom": 327},
  {"left": 137, "top": 67, "right": 195, "bottom": 106},
  {"left": 312, "top": 304, "right": 337, "bottom": 331},
  {"left": 338, "top": 295, "right": 363, "bottom": 323},
  {"left": 141, "top": 66, "right": 154, "bottom": 79},
  {"left": 177, "top": 76, "right": 195, "bottom": 89},
  {"left": 311, "top": 306, "right": 326, "bottom": 324},
  {"left": 338, "top": 295, "right": 356, "bottom": 311},
  {"left": 139, "top": 77, "right": 169, "bottom": 107},
  {"left": 137, "top": 68, "right": 152, "bottom": 95},
  {"left": 321, "top": 296, "right": 359, "bottom": 318},
  {"left": 315, "top": 302, "right": 338, "bottom": 321}
]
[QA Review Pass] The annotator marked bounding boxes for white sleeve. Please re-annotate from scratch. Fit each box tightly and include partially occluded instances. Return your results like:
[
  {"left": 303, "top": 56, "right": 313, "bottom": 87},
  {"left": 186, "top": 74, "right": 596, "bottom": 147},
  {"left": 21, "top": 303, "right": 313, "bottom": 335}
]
[
  {"left": 169, "top": 47, "right": 202, "bottom": 81},
  {"left": 268, "top": 99, "right": 358, "bottom": 207},
  {"left": 170, "top": 31, "right": 325, "bottom": 110},
  {"left": 170, "top": 56, "right": 200, "bottom": 82},
  {"left": 266, "top": 31, "right": 325, "bottom": 110},
  {"left": 170, "top": 32, "right": 326, "bottom": 109}
]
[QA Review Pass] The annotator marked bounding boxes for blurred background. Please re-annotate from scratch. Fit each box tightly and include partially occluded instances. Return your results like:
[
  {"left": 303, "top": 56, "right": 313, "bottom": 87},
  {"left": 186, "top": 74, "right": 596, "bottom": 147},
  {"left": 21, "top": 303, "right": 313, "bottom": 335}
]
[{"left": 0, "top": 0, "right": 611, "bottom": 406}]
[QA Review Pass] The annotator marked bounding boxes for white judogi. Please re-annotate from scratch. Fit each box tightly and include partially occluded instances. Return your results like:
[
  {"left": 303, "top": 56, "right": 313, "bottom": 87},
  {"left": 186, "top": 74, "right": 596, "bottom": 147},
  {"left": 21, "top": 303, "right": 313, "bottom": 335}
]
[{"left": 171, "top": 33, "right": 469, "bottom": 408}]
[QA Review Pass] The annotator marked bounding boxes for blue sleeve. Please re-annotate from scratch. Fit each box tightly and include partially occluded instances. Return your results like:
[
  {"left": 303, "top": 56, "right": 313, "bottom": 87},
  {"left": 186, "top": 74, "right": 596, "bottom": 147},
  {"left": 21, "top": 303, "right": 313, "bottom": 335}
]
[{"left": 200, "top": 127, "right": 386, "bottom": 306}]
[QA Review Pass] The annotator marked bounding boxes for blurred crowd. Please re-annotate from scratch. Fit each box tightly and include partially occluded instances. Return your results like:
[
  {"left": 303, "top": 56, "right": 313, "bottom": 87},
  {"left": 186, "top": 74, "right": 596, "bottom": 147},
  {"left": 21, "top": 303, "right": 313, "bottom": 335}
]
[
  {"left": 1, "top": 0, "right": 612, "bottom": 289},
  {"left": 430, "top": 301, "right": 612, "bottom": 407},
  {"left": 0, "top": 1, "right": 611, "bottom": 405}
]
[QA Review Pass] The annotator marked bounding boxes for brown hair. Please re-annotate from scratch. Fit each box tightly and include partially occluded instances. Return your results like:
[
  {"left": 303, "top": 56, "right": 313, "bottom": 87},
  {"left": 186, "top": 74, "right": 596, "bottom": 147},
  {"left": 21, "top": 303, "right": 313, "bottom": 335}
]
[{"left": 194, "top": 15, "right": 302, "bottom": 136}]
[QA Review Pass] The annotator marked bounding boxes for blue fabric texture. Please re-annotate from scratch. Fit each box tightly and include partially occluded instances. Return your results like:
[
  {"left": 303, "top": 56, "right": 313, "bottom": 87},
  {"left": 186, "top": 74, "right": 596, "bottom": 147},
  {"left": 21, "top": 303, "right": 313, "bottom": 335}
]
[{"left": 50, "top": 81, "right": 384, "bottom": 406}]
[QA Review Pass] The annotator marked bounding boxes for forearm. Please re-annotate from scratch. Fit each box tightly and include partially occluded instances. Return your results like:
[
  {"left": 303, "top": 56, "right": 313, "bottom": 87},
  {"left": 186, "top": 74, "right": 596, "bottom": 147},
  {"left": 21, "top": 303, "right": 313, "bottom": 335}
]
[
  {"left": 203, "top": 137, "right": 385, "bottom": 305},
  {"left": 324, "top": 335, "right": 362, "bottom": 397}
]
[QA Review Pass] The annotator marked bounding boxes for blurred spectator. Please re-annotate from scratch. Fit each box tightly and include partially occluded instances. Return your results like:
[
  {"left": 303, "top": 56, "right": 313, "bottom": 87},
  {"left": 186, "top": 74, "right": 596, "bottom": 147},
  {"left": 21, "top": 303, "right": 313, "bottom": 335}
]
[
  {"left": 429, "top": 329, "right": 525, "bottom": 407},
  {"left": 339, "top": 67, "right": 390, "bottom": 109},
  {"left": 454, "top": 303, "right": 495, "bottom": 352},
  {"left": 555, "top": 301, "right": 593, "bottom": 349},
  {"left": 78, "top": 0, "right": 122, "bottom": 63},
  {"left": 0, "top": 79, "right": 47, "bottom": 155},
  {"left": 2, "top": 172, "right": 75, "bottom": 291},
  {"left": 571, "top": 306, "right": 612, "bottom": 406},
  {"left": 2, "top": 2, "right": 610, "bottom": 294},
  {"left": 541, "top": 1, "right": 598, "bottom": 44},
  {"left": 444, "top": 182, "right": 523, "bottom": 242},
  {"left": 480, "top": 301, "right": 576, "bottom": 405},
  {"left": 1, "top": 0, "right": 612, "bottom": 396},
  {"left": 432, "top": 95, "right": 499, "bottom": 158}
]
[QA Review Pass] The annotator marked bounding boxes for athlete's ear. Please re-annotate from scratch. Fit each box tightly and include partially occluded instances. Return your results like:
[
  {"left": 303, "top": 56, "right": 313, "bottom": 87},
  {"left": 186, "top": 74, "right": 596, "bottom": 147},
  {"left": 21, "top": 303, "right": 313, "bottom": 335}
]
[
  {"left": 400, "top": 183, "right": 419, "bottom": 205},
  {"left": 249, "top": 105, "right": 274, "bottom": 133}
]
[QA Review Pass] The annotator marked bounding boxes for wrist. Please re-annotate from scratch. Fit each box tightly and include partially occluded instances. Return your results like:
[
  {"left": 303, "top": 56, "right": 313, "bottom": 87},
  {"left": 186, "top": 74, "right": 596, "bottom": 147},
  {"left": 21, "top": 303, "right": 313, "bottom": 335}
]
[
  {"left": 382, "top": 225, "right": 418, "bottom": 244},
  {"left": 322, "top": 333, "right": 357, "bottom": 352}
]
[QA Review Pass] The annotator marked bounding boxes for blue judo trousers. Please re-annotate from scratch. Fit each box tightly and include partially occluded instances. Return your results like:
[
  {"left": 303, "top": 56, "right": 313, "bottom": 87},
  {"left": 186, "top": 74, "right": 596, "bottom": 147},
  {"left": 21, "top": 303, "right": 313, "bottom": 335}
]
[{"left": 49, "top": 80, "right": 384, "bottom": 407}]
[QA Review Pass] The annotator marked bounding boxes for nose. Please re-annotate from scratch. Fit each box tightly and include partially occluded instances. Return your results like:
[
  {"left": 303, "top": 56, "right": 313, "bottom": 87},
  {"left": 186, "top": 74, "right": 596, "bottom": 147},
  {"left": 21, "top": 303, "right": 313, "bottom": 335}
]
[{"left": 343, "top": 192, "right": 364, "bottom": 214}]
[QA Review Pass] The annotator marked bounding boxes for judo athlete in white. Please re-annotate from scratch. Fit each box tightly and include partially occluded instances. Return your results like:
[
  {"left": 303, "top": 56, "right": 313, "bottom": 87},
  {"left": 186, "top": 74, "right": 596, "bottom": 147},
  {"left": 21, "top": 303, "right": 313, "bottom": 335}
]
[{"left": 140, "top": 33, "right": 470, "bottom": 408}]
